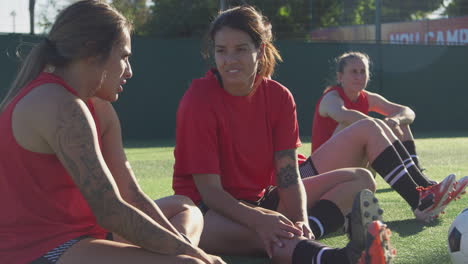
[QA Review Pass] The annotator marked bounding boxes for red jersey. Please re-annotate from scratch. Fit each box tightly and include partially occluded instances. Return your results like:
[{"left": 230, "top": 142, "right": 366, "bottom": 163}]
[
  {"left": 311, "top": 86, "right": 369, "bottom": 152},
  {"left": 173, "top": 70, "right": 301, "bottom": 204},
  {"left": 0, "top": 73, "right": 107, "bottom": 264}
]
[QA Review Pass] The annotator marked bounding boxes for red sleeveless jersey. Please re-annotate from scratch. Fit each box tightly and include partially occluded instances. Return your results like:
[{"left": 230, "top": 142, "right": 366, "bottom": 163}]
[
  {"left": 0, "top": 73, "right": 107, "bottom": 264},
  {"left": 311, "top": 86, "right": 369, "bottom": 153}
]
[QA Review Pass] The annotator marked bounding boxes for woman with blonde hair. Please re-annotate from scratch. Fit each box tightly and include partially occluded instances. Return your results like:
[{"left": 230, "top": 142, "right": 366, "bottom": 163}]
[{"left": 300, "top": 51, "right": 465, "bottom": 223}]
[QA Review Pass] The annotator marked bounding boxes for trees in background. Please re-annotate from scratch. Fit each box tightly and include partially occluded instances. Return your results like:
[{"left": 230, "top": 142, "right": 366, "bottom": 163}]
[
  {"left": 32, "top": 0, "right": 464, "bottom": 38},
  {"left": 444, "top": 0, "right": 468, "bottom": 16},
  {"left": 112, "top": 0, "right": 151, "bottom": 35},
  {"left": 144, "top": 0, "right": 217, "bottom": 38},
  {"left": 138, "top": 0, "right": 449, "bottom": 38}
]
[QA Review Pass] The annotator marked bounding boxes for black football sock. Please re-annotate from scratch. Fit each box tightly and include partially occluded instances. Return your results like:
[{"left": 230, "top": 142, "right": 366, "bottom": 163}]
[
  {"left": 394, "top": 140, "right": 432, "bottom": 187},
  {"left": 308, "top": 200, "right": 344, "bottom": 239},
  {"left": 371, "top": 145, "right": 420, "bottom": 210},
  {"left": 292, "top": 240, "right": 350, "bottom": 264},
  {"left": 402, "top": 140, "right": 421, "bottom": 168}
]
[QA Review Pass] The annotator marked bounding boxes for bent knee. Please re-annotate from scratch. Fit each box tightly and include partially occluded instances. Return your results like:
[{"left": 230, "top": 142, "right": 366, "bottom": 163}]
[
  {"left": 354, "top": 168, "right": 377, "bottom": 192},
  {"left": 171, "top": 195, "right": 196, "bottom": 206},
  {"left": 354, "top": 118, "right": 383, "bottom": 133}
]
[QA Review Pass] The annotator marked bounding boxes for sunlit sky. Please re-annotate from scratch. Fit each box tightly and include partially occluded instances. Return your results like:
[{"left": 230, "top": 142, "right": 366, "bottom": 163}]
[
  {"left": 0, "top": 0, "right": 453, "bottom": 34},
  {"left": 0, "top": 0, "right": 73, "bottom": 34}
]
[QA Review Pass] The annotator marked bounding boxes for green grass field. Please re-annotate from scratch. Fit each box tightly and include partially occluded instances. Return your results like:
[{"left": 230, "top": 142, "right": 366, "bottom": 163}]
[{"left": 124, "top": 134, "right": 468, "bottom": 264}]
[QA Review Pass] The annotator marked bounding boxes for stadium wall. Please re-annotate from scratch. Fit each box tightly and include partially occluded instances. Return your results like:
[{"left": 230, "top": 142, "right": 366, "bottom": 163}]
[{"left": 0, "top": 34, "right": 467, "bottom": 140}]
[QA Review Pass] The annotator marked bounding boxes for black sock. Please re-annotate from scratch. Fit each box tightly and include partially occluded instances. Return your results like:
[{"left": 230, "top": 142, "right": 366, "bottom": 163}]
[
  {"left": 402, "top": 140, "right": 421, "bottom": 168},
  {"left": 292, "top": 240, "right": 350, "bottom": 264},
  {"left": 371, "top": 145, "right": 420, "bottom": 209},
  {"left": 308, "top": 200, "right": 344, "bottom": 239},
  {"left": 394, "top": 141, "right": 431, "bottom": 187}
]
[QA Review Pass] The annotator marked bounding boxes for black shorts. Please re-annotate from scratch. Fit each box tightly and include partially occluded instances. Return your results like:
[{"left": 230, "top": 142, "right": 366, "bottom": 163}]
[
  {"left": 197, "top": 185, "right": 280, "bottom": 215},
  {"left": 299, "top": 156, "right": 319, "bottom": 179},
  {"left": 30, "top": 233, "right": 113, "bottom": 264}
]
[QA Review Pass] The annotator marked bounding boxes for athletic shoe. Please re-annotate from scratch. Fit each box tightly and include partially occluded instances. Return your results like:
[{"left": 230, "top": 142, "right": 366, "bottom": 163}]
[
  {"left": 345, "top": 189, "right": 387, "bottom": 263},
  {"left": 413, "top": 174, "right": 456, "bottom": 223},
  {"left": 346, "top": 189, "right": 384, "bottom": 241},
  {"left": 452, "top": 176, "right": 468, "bottom": 199},
  {"left": 441, "top": 176, "right": 468, "bottom": 207},
  {"left": 357, "top": 221, "right": 396, "bottom": 264}
]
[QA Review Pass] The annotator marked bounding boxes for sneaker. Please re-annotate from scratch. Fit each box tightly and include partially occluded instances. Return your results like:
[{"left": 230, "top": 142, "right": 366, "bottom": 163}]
[
  {"left": 357, "top": 221, "right": 396, "bottom": 264},
  {"left": 345, "top": 189, "right": 386, "bottom": 263},
  {"left": 413, "top": 174, "right": 456, "bottom": 223},
  {"left": 441, "top": 176, "right": 468, "bottom": 207}
]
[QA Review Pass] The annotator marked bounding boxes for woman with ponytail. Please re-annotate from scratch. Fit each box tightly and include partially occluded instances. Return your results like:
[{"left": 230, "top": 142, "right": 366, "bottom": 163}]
[
  {"left": 0, "top": 1, "right": 225, "bottom": 264},
  {"left": 173, "top": 5, "right": 395, "bottom": 264}
]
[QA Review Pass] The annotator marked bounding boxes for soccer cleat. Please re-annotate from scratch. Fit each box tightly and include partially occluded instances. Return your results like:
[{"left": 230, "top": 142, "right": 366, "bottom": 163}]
[
  {"left": 346, "top": 189, "right": 384, "bottom": 241},
  {"left": 345, "top": 189, "right": 386, "bottom": 263},
  {"left": 451, "top": 176, "right": 468, "bottom": 200},
  {"left": 357, "top": 221, "right": 396, "bottom": 264},
  {"left": 442, "top": 176, "right": 468, "bottom": 206},
  {"left": 413, "top": 174, "right": 456, "bottom": 223}
]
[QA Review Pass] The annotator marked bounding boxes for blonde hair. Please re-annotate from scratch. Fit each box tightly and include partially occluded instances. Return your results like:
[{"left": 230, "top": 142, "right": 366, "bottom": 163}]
[
  {"left": 204, "top": 5, "right": 282, "bottom": 79},
  {"left": 0, "top": 0, "right": 132, "bottom": 111},
  {"left": 324, "top": 51, "right": 371, "bottom": 93},
  {"left": 335, "top": 51, "right": 370, "bottom": 75}
]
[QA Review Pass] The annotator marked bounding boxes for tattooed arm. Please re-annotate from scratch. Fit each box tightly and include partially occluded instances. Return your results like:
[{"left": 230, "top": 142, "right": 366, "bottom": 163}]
[
  {"left": 37, "top": 90, "right": 209, "bottom": 259},
  {"left": 91, "top": 98, "right": 183, "bottom": 238},
  {"left": 274, "top": 149, "right": 310, "bottom": 237}
]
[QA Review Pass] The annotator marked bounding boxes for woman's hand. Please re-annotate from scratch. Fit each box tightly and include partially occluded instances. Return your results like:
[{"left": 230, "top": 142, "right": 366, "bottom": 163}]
[
  {"left": 294, "top": 221, "right": 314, "bottom": 240},
  {"left": 252, "top": 211, "right": 303, "bottom": 258},
  {"left": 384, "top": 117, "right": 404, "bottom": 138}
]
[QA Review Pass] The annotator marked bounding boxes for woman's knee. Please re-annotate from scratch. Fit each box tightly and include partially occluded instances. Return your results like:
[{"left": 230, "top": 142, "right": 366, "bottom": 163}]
[
  {"left": 351, "top": 118, "right": 384, "bottom": 136},
  {"left": 354, "top": 168, "right": 377, "bottom": 192},
  {"left": 171, "top": 195, "right": 203, "bottom": 221},
  {"left": 171, "top": 195, "right": 196, "bottom": 206},
  {"left": 156, "top": 195, "right": 203, "bottom": 221},
  {"left": 373, "top": 119, "right": 398, "bottom": 139}
]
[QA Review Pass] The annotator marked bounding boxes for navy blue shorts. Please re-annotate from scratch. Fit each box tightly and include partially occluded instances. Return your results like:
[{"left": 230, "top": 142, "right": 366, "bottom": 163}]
[{"left": 30, "top": 233, "right": 113, "bottom": 264}]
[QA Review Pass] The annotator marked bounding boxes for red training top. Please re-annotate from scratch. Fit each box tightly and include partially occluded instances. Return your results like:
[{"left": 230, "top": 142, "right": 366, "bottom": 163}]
[
  {"left": 173, "top": 69, "right": 301, "bottom": 204},
  {"left": 0, "top": 72, "right": 108, "bottom": 264},
  {"left": 311, "top": 85, "right": 369, "bottom": 152}
]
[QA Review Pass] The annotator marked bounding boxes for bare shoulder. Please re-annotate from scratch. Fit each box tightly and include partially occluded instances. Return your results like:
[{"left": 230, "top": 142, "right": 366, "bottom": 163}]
[
  {"left": 12, "top": 83, "right": 87, "bottom": 153},
  {"left": 319, "top": 90, "right": 343, "bottom": 115},
  {"left": 322, "top": 89, "right": 341, "bottom": 101}
]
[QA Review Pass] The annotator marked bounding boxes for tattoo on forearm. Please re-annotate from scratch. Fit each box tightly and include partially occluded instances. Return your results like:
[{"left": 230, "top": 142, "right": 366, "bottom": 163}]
[
  {"left": 275, "top": 149, "right": 299, "bottom": 188},
  {"left": 277, "top": 164, "right": 299, "bottom": 188},
  {"left": 275, "top": 149, "right": 296, "bottom": 160},
  {"left": 55, "top": 102, "right": 187, "bottom": 254}
]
